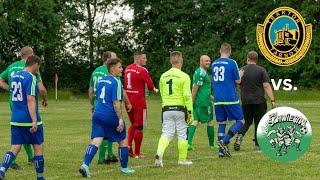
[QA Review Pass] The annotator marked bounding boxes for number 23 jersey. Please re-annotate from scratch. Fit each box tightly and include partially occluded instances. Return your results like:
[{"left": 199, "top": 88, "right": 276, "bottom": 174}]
[{"left": 211, "top": 58, "right": 240, "bottom": 105}]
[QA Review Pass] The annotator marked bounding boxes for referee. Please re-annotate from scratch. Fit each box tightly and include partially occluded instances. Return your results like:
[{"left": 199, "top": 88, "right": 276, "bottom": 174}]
[
  {"left": 155, "top": 51, "right": 193, "bottom": 167},
  {"left": 234, "top": 51, "right": 276, "bottom": 151}
]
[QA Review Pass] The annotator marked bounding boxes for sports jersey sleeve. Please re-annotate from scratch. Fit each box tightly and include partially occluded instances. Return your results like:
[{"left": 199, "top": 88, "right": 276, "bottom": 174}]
[
  {"left": 193, "top": 69, "right": 204, "bottom": 86},
  {"left": 111, "top": 79, "right": 123, "bottom": 101},
  {"left": 142, "top": 68, "right": 155, "bottom": 91},
  {"left": 26, "top": 75, "right": 37, "bottom": 96},
  {"left": 35, "top": 71, "right": 42, "bottom": 83},
  {"left": 89, "top": 72, "right": 94, "bottom": 87},
  {"left": 0, "top": 67, "right": 9, "bottom": 81},
  {"left": 182, "top": 75, "right": 193, "bottom": 112},
  {"left": 232, "top": 61, "right": 240, "bottom": 81}
]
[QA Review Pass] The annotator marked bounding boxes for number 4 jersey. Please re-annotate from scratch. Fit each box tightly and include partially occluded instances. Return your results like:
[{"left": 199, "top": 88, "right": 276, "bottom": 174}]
[
  {"left": 211, "top": 58, "right": 240, "bottom": 105},
  {"left": 11, "top": 71, "right": 41, "bottom": 126},
  {"left": 124, "top": 64, "right": 155, "bottom": 108}
]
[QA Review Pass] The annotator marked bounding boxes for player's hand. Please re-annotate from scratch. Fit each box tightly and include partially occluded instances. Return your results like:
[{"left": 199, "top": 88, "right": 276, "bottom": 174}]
[
  {"left": 125, "top": 103, "right": 132, "bottom": 112},
  {"left": 153, "top": 88, "right": 159, "bottom": 93},
  {"left": 210, "top": 95, "right": 214, "bottom": 101},
  {"left": 42, "top": 99, "right": 48, "bottom": 107},
  {"left": 186, "top": 111, "right": 193, "bottom": 125},
  {"left": 29, "top": 122, "right": 38, "bottom": 133},
  {"left": 239, "top": 69, "right": 245, "bottom": 78},
  {"left": 271, "top": 100, "right": 276, "bottom": 109},
  {"left": 117, "top": 119, "right": 125, "bottom": 132}
]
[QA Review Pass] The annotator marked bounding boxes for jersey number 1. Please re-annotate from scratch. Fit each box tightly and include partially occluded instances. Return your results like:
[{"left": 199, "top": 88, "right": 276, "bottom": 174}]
[
  {"left": 166, "top": 79, "right": 173, "bottom": 95},
  {"left": 12, "top": 82, "right": 23, "bottom": 101}
]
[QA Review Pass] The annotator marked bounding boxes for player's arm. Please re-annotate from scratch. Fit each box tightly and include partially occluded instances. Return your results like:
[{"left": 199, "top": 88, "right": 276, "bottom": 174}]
[
  {"left": 0, "top": 68, "right": 9, "bottom": 91},
  {"left": 27, "top": 75, "right": 38, "bottom": 133},
  {"left": 123, "top": 90, "right": 132, "bottom": 112},
  {"left": 263, "top": 82, "right": 275, "bottom": 108},
  {"left": 112, "top": 79, "right": 124, "bottom": 132},
  {"left": 233, "top": 62, "right": 241, "bottom": 85},
  {"left": 192, "top": 85, "right": 200, "bottom": 102},
  {"left": 88, "top": 74, "right": 95, "bottom": 108},
  {"left": 183, "top": 75, "right": 193, "bottom": 113},
  {"left": 192, "top": 70, "right": 203, "bottom": 102},
  {"left": 142, "top": 69, "right": 158, "bottom": 92},
  {"left": 35, "top": 72, "right": 48, "bottom": 107}
]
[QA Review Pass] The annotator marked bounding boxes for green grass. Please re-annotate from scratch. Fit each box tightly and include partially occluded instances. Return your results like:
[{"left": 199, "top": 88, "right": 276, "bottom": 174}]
[{"left": 0, "top": 93, "right": 319, "bottom": 179}]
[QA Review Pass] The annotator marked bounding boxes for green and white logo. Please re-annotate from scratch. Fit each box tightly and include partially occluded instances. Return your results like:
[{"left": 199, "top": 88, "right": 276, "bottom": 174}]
[{"left": 257, "top": 107, "right": 312, "bottom": 162}]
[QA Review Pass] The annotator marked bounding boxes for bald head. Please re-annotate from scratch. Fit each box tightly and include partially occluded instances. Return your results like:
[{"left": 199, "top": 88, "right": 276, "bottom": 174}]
[
  {"left": 20, "top": 46, "right": 34, "bottom": 60},
  {"left": 200, "top": 55, "right": 211, "bottom": 70}
]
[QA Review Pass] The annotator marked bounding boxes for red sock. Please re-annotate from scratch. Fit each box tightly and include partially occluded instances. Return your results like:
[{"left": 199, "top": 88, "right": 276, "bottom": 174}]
[
  {"left": 134, "top": 130, "right": 143, "bottom": 155},
  {"left": 128, "top": 125, "right": 135, "bottom": 148}
]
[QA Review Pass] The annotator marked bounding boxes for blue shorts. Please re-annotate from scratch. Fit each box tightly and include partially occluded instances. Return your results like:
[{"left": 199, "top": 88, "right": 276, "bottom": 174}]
[
  {"left": 214, "top": 104, "right": 244, "bottom": 122},
  {"left": 11, "top": 125, "right": 44, "bottom": 145},
  {"left": 91, "top": 112, "right": 126, "bottom": 142}
]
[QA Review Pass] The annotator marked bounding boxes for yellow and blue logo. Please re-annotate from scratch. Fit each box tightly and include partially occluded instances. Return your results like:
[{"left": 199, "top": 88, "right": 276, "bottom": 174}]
[{"left": 257, "top": 7, "right": 312, "bottom": 66}]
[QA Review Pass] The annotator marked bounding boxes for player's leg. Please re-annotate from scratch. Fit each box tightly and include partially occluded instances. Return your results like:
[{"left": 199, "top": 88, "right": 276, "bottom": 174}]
[
  {"left": 80, "top": 137, "right": 103, "bottom": 178},
  {"left": 0, "top": 145, "right": 22, "bottom": 179},
  {"left": 234, "top": 104, "right": 254, "bottom": 151},
  {"left": 127, "top": 110, "right": 135, "bottom": 157},
  {"left": 33, "top": 144, "right": 44, "bottom": 180},
  {"left": 23, "top": 144, "right": 33, "bottom": 163},
  {"left": 177, "top": 110, "right": 192, "bottom": 165},
  {"left": 118, "top": 138, "right": 135, "bottom": 174},
  {"left": 206, "top": 105, "right": 215, "bottom": 149},
  {"left": 187, "top": 107, "right": 199, "bottom": 150},
  {"left": 98, "top": 139, "right": 108, "bottom": 164},
  {"left": 215, "top": 105, "right": 231, "bottom": 157},
  {"left": 106, "top": 140, "right": 118, "bottom": 163},
  {"left": 155, "top": 110, "right": 174, "bottom": 167},
  {"left": 133, "top": 108, "right": 146, "bottom": 158},
  {"left": 253, "top": 103, "right": 267, "bottom": 150}
]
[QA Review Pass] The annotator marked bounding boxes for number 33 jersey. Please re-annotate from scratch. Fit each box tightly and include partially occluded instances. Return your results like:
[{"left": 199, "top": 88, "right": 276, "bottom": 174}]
[
  {"left": 211, "top": 58, "right": 240, "bottom": 105},
  {"left": 124, "top": 64, "right": 155, "bottom": 108},
  {"left": 11, "top": 71, "right": 41, "bottom": 125}
]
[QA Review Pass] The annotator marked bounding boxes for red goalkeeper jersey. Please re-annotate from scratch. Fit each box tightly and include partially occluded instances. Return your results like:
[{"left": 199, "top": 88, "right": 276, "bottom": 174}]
[{"left": 124, "top": 64, "right": 155, "bottom": 108}]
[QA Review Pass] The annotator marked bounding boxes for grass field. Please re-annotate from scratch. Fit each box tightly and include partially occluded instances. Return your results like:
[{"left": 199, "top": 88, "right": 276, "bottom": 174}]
[{"left": 0, "top": 92, "right": 320, "bottom": 180}]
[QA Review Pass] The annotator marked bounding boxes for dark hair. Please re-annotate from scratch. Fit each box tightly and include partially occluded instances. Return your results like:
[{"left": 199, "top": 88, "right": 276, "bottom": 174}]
[
  {"left": 134, "top": 51, "right": 145, "bottom": 57},
  {"left": 25, "top": 55, "right": 41, "bottom": 67},
  {"left": 247, "top": 51, "right": 258, "bottom": 62},
  {"left": 103, "top": 51, "right": 115, "bottom": 63},
  {"left": 107, "top": 58, "right": 121, "bottom": 72}
]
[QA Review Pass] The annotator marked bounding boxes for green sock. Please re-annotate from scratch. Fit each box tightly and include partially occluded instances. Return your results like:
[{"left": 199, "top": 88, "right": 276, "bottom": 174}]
[
  {"left": 178, "top": 140, "right": 188, "bottom": 161},
  {"left": 207, "top": 125, "right": 215, "bottom": 147},
  {"left": 10, "top": 158, "right": 17, "bottom": 166},
  {"left": 156, "top": 136, "right": 170, "bottom": 158},
  {"left": 187, "top": 125, "right": 197, "bottom": 146},
  {"left": 107, "top": 141, "right": 114, "bottom": 157},
  {"left": 98, "top": 140, "right": 108, "bottom": 162},
  {"left": 23, "top": 144, "right": 33, "bottom": 161}
]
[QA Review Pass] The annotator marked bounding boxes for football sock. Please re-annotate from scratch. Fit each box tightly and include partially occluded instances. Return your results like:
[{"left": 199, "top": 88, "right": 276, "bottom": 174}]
[
  {"left": 223, "top": 120, "right": 244, "bottom": 143},
  {"left": 23, "top": 144, "right": 33, "bottom": 161},
  {"left": 187, "top": 125, "right": 197, "bottom": 145},
  {"left": 218, "top": 123, "right": 226, "bottom": 141},
  {"left": 107, "top": 141, "right": 114, "bottom": 157},
  {"left": 207, "top": 125, "right": 215, "bottom": 147},
  {"left": 33, "top": 155, "right": 44, "bottom": 179},
  {"left": 156, "top": 136, "right": 170, "bottom": 158},
  {"left": 134, "top": 130, "right": 143, "bottom": 155},
  {"left": 98, "top": 140, "right": 108, "bottom": 162},
  {"left": 83, "top": 144, "right": 98, "bottom": 166},
  {"left": 178, "top": 140, "right": 188, "bottom": 161},
  {"left": 118, "top": 147, "right": 128, "bottom": 168},
  {"left": 128, "top": 125, "right": 135, "bottom": 148},
  {"left": 0, "top": 151, "right": 15, "bottom": 174}
]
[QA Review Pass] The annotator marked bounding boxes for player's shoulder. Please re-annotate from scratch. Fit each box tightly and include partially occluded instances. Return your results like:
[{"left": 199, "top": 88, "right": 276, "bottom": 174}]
[{"left": 195, "top": 67, "right": 206, "bottom": 77}]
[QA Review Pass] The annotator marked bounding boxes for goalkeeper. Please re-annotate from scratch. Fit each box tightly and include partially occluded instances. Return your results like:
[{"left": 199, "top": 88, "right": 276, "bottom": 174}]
[
  {"left": 155, "top": 51, "right": 193, "bottom": 167},
  {"left": 187, "top": 55, "right": 215, "bottom": 151}
]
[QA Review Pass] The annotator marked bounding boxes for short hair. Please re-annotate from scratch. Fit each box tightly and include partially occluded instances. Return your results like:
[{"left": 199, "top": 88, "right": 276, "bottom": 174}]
[
  {"left": 247, "top": 51, "right": 258, "bottom": 62},
  {"left": 220, "top": 42, "right": 231, "bottom": 54},
  {"left": 170, "top": 51, "right": 183, "bottom": 65},
  {"left": 107, "top": 58, "right": 121, "bottom": 72},
  {"left": 134, "top": 51, "right": 145, "bottom": 57},
  {"left": 103, "top": 51, "right": 115, "bottom": 63},
  {"left": 20, "top": 46, "right": 33, "bottom": 57},
  {"left": 25, "top": 55, "right": 41, "bottom": 67}
]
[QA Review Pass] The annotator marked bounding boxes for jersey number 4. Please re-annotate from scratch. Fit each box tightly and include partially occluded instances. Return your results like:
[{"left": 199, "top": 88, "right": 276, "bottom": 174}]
[
  {"left": 213, "top": 66, "right": 225, "bottom": 82},
  {"left": 12, "top": 81, "right": 23, "bottom": 101}
]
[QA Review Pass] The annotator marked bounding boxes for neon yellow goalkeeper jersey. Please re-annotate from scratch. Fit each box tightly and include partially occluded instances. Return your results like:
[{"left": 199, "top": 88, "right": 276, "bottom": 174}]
[{"left": 159, "top": 68, "right": 193, "bottom": 112}]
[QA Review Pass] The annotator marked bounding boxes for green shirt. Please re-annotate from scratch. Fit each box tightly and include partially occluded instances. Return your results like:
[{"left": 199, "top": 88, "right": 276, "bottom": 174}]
[
  {"left": 159, "top": 68, "right": 193, "bottom": 112},
  {"left": 89, "top": 65, "right": 108, "bottom": 106},
  {"left": 0, "top": 60, "right": 42, "bottom": 108},
  {"left": 193, "top": 67, "right": 212, "bottom": 107}
]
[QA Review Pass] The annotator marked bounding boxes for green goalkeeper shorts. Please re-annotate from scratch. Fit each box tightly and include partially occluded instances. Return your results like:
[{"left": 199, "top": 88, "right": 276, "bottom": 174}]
[{"left": 193, "top": 105, "right": 214, "bottom": 124}]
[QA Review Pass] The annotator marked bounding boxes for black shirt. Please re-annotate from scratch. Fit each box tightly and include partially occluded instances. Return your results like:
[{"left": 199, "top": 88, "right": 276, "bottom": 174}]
[{"left": 240, "top": 64, "right": 270, "bottom": 105}]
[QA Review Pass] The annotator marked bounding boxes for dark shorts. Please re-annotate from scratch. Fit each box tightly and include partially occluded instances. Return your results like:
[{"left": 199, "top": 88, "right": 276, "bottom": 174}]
[
  {"left": 215, "top": 104, "right": 244, "bottom": 122},
  {"left": 11, "top": 125, "right": 44, "bottom": 145},
  {"left": 91, "top": 112, "right": 126, "bottom": 142}
]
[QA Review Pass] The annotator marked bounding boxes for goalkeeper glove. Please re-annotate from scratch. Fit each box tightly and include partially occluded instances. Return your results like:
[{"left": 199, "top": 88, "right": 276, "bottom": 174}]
[{"left": 186, "top": 111, "right": 193, "bottom": 125}]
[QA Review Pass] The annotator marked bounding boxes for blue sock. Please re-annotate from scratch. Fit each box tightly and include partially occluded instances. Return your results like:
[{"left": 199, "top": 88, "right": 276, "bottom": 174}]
[
  {"left": 34, "top": 155, "right": 44, "bottom": 180},
  {"left": 218, "top": 123, "right": 226, "bottom": 141},
  {"left": 223, "top": 120, "right": 244, "bottom": 143},
  {"left": 0, "top": 151, "right": 15, "bottom": 176},
  {"left": 83, "top": 144, "right": 98, "bottom": 166},
  {"left": 118, "top": 147, "right": 128, "bottom": 168}
]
